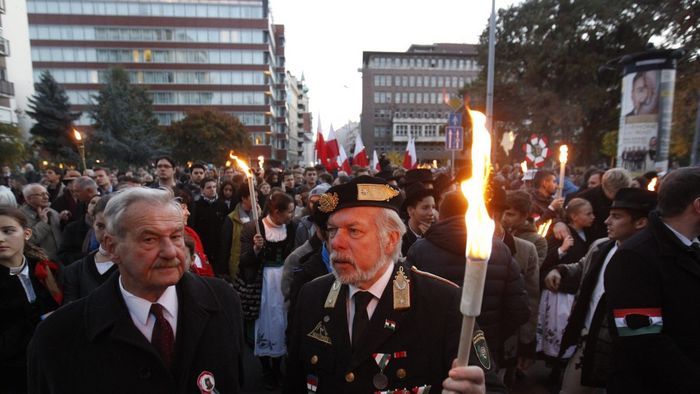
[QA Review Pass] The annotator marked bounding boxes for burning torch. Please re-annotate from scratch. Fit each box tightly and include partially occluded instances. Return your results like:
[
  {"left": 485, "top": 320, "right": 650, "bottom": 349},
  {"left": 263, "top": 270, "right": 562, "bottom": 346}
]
[
  {"left": 72, "top": 129, "right": 87, "bottom": 172},
  {"left": 457, "top": 109, "right": 495, "bottom": 366},
  {"left": 230, "top": 151, "right": 261, "bottom": 235},
  {"left": 556, "top": 145, "right": 568, "bottom": 199}
]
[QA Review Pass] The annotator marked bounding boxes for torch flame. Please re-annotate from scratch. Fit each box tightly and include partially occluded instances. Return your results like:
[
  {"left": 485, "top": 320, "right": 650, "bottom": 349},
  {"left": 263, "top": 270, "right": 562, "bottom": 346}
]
[
  {"left": 229, "top": 151, "right": 252, "bottom": 178},
  {"left": 73, "top": 129, "right": 82, "bottom": 141},
  {"left": 648, "top": 177, "right": 657, "bottom": 192},
  {"left": 257, "top": 156, "right": 264, "bottom": 170},
  {"left": 461, "top": 109, "right": 495, "bottom": 260},
  {"left": 559, "top": 145, "right": 568, "bottom": 164},
  {"left": 520, "top": 161, "right": 528, "bottom": 174},
  {"left": 537, "top": 219, "right": 553, "bottom": 237}
]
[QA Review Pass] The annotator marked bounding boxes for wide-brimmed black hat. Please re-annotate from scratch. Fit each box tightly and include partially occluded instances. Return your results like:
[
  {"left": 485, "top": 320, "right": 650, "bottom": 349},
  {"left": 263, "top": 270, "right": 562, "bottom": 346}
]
[
  {"left": 317, "top": 175, "right": 404, "bottom": 214},
  {"left": 611, "top": 187, "right": 657, "bottom": 213},
  {"left": 402, "top": 182, "right": 436, "bottom": 210},
  {"left": 401, "top": 169, "right": 434, "bottom": 187}
]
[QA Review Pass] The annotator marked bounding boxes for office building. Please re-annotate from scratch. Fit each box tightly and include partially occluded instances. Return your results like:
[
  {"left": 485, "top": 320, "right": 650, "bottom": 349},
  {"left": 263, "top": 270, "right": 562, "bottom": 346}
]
[
  {"left": 27, "top": 0, "right": 288, "bottom": 160},
  {"left": 360, "top": 43, "right": 481, "bottom": 162},
  {"left": 285, "top": 71, "right": 311, "bottom": 166}
]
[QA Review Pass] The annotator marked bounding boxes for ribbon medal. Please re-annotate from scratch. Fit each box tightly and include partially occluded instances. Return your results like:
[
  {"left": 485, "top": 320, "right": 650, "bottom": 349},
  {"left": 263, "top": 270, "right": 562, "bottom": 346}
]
[{"left": 372, "top": 353, "right": 392, "bottom": 390}]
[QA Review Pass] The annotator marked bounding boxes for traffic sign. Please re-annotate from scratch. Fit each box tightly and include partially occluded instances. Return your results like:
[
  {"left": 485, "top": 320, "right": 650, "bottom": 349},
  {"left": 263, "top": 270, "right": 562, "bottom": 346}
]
[
  {"left": 445, "top": 126, "right": 464, "bottom": 150},
  {"left": 448, "top": 113, "right": 462, "bottom": 128}
]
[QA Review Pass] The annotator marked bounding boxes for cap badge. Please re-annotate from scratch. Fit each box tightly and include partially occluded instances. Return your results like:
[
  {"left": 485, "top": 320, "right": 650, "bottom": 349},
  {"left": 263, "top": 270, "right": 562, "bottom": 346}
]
[
  {"left": 357, "top": 184, "right": 399, "bottom": 202},
  {"left": 318, "top": 192, "right": 339, "bottom": 213}
]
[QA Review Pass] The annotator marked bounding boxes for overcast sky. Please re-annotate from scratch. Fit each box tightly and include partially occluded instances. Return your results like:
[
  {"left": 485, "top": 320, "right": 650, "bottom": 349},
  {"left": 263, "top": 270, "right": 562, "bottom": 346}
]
[{"left": 270, "top": 0, "right": 520, "bottom": 134}]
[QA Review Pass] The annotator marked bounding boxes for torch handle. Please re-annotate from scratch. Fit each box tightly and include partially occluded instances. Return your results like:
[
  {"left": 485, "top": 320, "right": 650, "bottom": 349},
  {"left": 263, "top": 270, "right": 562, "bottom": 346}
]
[{"left": 456, "top": 315, "right": 476, "bottom": 367}]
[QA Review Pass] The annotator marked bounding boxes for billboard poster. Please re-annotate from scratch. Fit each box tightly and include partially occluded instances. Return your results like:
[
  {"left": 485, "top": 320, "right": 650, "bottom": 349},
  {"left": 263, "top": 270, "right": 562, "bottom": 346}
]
[{"left": 617, "top": 55, "right": 677, "bottom": 173}]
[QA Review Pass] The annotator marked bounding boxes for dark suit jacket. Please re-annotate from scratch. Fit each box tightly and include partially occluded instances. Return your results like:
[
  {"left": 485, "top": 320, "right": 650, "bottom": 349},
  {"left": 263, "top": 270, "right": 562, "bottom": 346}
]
[
  {"left": 28, "top": 272, "right": 244, "bottom": 394},
  {"left": 61, "top": 251, "right": 118, "bottom": 304},
  {"left": 604, "top": 212, "right": 700, "bottom": 393},
  {"left": 285, "top": 262, "right": 506, "bottom": 394}
]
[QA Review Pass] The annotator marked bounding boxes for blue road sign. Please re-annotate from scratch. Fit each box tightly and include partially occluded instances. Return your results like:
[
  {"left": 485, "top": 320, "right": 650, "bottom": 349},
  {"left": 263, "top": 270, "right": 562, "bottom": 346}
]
[
  {"left": 445, "top": 126, "right": 464, "bottom": 150},
  {"left": 448, "top": 113, "right": 462, "bottom": 128}
]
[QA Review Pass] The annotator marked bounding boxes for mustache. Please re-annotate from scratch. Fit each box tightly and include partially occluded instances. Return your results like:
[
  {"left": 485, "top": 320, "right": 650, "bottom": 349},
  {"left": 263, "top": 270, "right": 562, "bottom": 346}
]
[
  {"left": 330, "top": 251, "right": 356, "bottom": 267},
  {"left": 154, "top": 259, "right": 181, "bottom": 268}
]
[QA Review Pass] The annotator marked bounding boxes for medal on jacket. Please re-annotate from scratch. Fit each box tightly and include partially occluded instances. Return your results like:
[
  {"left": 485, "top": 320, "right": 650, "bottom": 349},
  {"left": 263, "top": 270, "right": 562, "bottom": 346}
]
[
  {"left": 393, "top": 266, "right": 411, "bottom": 310},
  {"left": 324, "top": 280, "right": 341, "bottom": 308},
  {"left": 196, "top": 371, "right": 219, "bottom": 394},
  {"left": 372, "top": 353, "right": 392, "bottom": 390}
]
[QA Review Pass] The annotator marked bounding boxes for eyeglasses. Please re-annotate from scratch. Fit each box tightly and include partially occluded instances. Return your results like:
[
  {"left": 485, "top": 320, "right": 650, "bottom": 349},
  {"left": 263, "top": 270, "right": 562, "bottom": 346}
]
[
  {"left": 157, "top": 164, "right": 173, "bottom": 169},
  {"left": 29, "top": 192, "right": 50, "bottom": 198}
]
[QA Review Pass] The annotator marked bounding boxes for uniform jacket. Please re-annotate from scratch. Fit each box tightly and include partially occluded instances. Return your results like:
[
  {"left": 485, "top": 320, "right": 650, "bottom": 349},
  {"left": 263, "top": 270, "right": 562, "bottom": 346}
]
[
  {"left": 604, "top": 212, "right": 700, "bottom": 393},
  {"left": 406, "top": 216, "right": 530, "bottom": 355},
  {"left": 558, "top": 238, "right": 616, "bottom": 387},
  {"left": 61, "top": 250, "right": 118, "bottom": 304},
  {"left": 28, "top": 272, "right": 244, "bottom": 394},
  {"left": 285, "top": 262, "right": 506, "bottom": 394}
]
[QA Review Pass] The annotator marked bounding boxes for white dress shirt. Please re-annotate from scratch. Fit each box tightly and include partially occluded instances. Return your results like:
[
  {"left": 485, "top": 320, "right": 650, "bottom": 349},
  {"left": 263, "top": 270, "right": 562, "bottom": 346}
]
[
  {"left": 663, "top": 222, "right": 698, "bottom": 247},
  {"left": 584, "top": 243, "right": 618, "bottom": 332},
  {"left": 346, "top": 262, "right": 394, "bottom": 342},
  {"left": 118, "top": 277, "right": 178, "bottom": 342},
  {"left": 10, "top": 257, "right": 36, "bottom": 303}
]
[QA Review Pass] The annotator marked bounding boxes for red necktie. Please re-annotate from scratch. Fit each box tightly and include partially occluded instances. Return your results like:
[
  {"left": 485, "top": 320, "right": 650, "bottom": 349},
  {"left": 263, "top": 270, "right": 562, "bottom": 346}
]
[{"left": 150, "top": 303, "right": 175, "bottom": 367}]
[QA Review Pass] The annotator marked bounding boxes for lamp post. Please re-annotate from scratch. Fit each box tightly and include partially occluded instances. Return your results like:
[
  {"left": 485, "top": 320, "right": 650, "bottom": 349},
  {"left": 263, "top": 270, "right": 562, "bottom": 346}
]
[{"left": 72, "top": 129, "right": 87, "bottom": 172}]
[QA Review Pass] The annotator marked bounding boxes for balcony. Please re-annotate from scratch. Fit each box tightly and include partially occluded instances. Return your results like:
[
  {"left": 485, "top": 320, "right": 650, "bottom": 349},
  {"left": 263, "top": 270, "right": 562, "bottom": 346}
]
[{"left": 0, "top": 80, "right": 14, "bottom": 97}]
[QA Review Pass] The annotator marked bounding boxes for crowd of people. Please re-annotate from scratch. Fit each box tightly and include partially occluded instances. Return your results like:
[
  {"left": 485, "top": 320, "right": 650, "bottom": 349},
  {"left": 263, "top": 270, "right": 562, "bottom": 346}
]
[{"left": 1, "top": 156, "right": 699, "bottom": 394}]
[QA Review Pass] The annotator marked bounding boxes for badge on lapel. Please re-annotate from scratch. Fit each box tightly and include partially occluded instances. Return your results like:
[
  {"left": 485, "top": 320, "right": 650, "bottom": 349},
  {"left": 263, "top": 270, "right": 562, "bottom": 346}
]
[
  {"left": 307, "top": 321, "right": 333, "bottom": 345},
  {"left": 196, "top": 371, "right": 219, "bottom": 394}
]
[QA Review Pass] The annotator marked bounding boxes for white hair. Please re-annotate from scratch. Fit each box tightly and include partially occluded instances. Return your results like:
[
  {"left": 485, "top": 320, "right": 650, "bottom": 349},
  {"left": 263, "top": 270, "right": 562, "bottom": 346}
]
[
  {"left": 375, "top": 209, "right": 406, "bottom": 262},
  {"left": 21, "top": 183, "right": 46, "bottom": 199},
  {"left": 0, "top": 186, "right": 17, "bottom": 208},
  {"left": 103, "top": 187, "right": 182, "bottom": 238}
]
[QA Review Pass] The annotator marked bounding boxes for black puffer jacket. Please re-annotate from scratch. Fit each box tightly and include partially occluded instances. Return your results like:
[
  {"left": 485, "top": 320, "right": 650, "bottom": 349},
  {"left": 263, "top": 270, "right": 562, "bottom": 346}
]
[{"left": 406, "top": 215, "right": 530, "bottom": 356}]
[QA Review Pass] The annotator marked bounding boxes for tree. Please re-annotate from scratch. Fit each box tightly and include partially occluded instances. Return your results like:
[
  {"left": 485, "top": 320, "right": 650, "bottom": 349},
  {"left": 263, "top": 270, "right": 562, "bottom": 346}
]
[
  {"left": 463, "top": 0, "right": 699, "bottom": 166},
  {"left": 165, "top": 109, "right": 251, "bottom": 166},
  {"left": 89, "top": 67, "right": 165, "bottom": 168},
  {"left": 26, "top": 70, "right": 81, "bottom": 164},
  {"left": 0, "top": 123, "right": 29, "bottom": 166}
]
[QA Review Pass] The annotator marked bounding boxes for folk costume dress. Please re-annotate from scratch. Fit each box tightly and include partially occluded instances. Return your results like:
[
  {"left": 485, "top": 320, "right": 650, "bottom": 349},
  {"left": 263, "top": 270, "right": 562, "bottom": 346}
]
[{"left": 254, "top": 216, "right": 296, "bottom": 357}]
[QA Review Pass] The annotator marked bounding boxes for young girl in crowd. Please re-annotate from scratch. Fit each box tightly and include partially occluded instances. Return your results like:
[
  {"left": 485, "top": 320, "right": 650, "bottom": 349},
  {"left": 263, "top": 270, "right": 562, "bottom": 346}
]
[
  {"left": 0, "top": 207, "right": 61, "bottom": 392},
  {"left": 538, "top": 198, "right": 595, "bottom": 382}
]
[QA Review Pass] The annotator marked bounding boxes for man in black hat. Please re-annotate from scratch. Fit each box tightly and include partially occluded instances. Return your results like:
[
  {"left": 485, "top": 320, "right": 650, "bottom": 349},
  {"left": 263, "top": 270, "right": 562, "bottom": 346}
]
[
  {"left": 544, "top": 187, "right": 656, "bottom": 392},
  {"left": 604, "top": 167, "right": 700, "bottom": 393},
  {"left": 285, "top": 176, "right": 506, "bottom": 394},
  {"left": 401, "top": 168, "right": 434, "bottom": 189}
]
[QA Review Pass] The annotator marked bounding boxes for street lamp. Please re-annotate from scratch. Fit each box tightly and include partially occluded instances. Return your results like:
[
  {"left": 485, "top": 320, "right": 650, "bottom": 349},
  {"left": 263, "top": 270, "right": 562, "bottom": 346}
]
[{"left": 72, "top": 129, "right": 87, "bottom": 172}]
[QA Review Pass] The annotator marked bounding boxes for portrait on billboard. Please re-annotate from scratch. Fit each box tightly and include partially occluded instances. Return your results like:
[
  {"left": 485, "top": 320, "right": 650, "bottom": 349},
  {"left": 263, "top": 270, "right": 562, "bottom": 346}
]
[{"left": 623, "top": 70, "right": 660, "bottom": 120}]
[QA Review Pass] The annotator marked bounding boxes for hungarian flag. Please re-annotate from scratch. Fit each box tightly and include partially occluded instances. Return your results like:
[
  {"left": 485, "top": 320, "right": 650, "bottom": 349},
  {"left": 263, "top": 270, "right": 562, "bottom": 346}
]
[
  {"left": 372, "top": 150, "right": 381, "bottom": 172},
  {"left": 353, "top": 134, "right": 369, "bottom": 167},
  {"left": 315, "top": 123, "right": 327, "bottom": 165},
  {"left": 403, "top": 136, "right": 417, "bottom": 170},
  {"left": 337, "top": 144, "right": 352, "bottom": 174}
]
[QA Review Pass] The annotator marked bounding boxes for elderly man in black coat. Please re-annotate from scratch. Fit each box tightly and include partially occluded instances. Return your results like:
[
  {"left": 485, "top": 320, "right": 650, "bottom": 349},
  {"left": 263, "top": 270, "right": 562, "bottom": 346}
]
[
  {"left": 28, "top": 187, "right": 244, "bottom": 394},
  {"left": 286, "top": 176, "right": 507, "bottom": 394},
  {"left": 605, "top": 167, "right": 700, "bottom": 394}
]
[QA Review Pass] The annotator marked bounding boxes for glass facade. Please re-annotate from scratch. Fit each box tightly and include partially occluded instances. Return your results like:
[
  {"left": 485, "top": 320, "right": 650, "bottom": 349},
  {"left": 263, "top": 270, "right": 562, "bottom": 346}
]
[
  {"left": 35, "top": 69, "right": 266, "bottom": 85},
  {"left": 30, "top": 25, "right": 265, "bottom": 44},
  {"left": 31, "top": 47, "right": 265, "bottom": 64},
  {"left": 27, "top": 1, "right": 264, "bottom": 19},
  {"left": 67, "top": 90, "right": 265, "bottom": 105}
]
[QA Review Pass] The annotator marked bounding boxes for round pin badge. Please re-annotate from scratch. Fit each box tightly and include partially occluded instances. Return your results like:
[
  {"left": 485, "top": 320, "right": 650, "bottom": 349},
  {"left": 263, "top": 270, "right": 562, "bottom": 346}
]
[
  {"left": 373, "top": 372, "right": 389, "bottom": 390},
  {"left": 197, "top": 371, "right": 216, "bottom": 393}
]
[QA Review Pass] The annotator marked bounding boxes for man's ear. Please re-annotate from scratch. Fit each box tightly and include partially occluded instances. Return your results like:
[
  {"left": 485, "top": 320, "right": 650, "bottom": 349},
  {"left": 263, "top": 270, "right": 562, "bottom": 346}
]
[
  {"left": 102, "top": 233, "right": 120, "bottom": 264},
  {"left": 633, "top": 217, "right": 648, "bottom": 231},
  {"left": 384, "top": 230, "right": 400, "bottom": 255}
]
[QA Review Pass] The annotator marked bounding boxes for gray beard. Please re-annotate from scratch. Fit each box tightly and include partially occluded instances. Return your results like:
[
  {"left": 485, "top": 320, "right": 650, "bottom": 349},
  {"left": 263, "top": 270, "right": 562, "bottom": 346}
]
[{"left": 330, "top": 251, "right": 392, "bottom": 286}]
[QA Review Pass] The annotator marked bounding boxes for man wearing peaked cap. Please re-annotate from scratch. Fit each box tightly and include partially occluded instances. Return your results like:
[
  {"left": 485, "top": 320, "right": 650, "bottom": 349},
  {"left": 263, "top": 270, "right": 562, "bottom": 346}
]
[
  {"left": 548, "top": 187, "right": 657, "bottom": 392},
  {"left": 604, "top": 167, "right": 700, "bottom": 393},
  {"left": 285, "top": 176, "right": 506, "bottom": 394}
]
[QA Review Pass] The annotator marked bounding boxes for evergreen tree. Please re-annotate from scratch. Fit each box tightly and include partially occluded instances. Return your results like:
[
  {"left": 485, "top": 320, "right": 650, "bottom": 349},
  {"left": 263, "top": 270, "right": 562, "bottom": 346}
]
[
  {"left": 89, "top": 67, "right": 165, "bottom": 168},
  {"left": 166, "top": 109, "right": 251, "bottom": 166},
  {"left": 0, "top": 123, "right": 28, "bottom": 166},
  {"left": 26, "top": 70, "right": 81, "bottom": 163}
]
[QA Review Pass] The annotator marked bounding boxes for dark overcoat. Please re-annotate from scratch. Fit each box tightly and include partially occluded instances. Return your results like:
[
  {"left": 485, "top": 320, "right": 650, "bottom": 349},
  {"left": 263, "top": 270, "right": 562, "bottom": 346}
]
[
  {"left": 28, "top": 272, "right": 244, "bottom": 394},
  {"left": 604, "top": 212, "right": 700, "bottom": 393}
]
